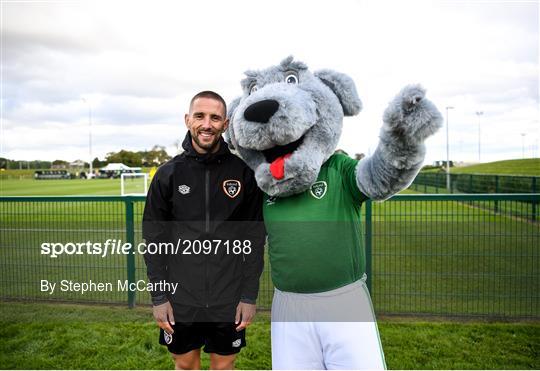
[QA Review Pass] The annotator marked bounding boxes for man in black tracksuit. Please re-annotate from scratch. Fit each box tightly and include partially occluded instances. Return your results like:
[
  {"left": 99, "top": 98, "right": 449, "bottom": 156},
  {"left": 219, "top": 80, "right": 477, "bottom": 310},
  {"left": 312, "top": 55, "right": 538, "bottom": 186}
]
[{"left": 142, "top": 91, "right": 265, "bottom": 370}]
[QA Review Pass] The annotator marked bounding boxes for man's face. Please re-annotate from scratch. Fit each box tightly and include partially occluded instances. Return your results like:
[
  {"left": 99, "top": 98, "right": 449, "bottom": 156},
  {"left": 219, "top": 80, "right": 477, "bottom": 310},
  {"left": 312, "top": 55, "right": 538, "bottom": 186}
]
[{"left": 185, "top": 97, "right": 229, "bottom": 154}]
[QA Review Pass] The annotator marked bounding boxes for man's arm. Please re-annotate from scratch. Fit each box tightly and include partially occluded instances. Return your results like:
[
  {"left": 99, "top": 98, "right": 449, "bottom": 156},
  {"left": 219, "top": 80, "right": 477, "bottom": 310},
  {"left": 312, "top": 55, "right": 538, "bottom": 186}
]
[
  {"left": 143, "top": 166, "right": 177, "bottom": 333},
  {"left": 142, "top": 166, "right": 172, "bottom": 306},
  {"left": 239, "top": 171, "right": 266, "bottom": 304},
  {"left": 235, "top": 170, "right": 265, "bottom": 331}
]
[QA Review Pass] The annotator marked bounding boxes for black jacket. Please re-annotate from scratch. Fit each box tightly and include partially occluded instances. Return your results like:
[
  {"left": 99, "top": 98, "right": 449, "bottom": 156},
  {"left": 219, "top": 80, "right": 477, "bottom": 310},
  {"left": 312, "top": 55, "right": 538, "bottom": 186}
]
[{"left": 142, "top": 132, "right": 265, "bottom": 307}]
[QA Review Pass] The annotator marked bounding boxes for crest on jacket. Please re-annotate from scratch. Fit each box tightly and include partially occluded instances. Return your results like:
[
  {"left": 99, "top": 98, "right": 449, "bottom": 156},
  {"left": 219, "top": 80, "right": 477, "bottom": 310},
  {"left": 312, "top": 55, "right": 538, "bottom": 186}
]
[
  {"left": 223, "top": 180, "right": 241, "bottom": 198},
  {"left": 310, "top": 181, "right": 327, "bottom": 199}
]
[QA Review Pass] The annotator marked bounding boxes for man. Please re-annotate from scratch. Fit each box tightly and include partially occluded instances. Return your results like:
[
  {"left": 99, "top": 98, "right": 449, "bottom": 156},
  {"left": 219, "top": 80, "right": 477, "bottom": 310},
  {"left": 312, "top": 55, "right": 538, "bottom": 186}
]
[{"left": 142, "top": 91, "right": 265, "bottom": 370}]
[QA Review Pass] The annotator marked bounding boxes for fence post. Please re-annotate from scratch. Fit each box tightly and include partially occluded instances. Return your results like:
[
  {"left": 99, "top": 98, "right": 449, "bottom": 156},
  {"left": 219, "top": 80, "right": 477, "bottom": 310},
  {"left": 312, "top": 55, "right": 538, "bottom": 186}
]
[
  {"left": 494, "top": 176, "right": 499, "bottom": 213},
  {"left": 365, "top": 200, "right": 373, "bottom": 293},
  {"left": 532, "top": 177, "right": 537, "bottom": 222},
  {"left": 125, "top": 197, "right": 136, "bottom": 308}
]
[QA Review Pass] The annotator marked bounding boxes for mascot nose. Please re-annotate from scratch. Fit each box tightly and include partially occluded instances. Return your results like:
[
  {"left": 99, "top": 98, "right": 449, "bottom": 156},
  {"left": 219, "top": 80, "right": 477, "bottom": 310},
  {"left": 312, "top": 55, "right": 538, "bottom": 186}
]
[{"left": 244, "top": 100, "right": 279, "bottom": 123}]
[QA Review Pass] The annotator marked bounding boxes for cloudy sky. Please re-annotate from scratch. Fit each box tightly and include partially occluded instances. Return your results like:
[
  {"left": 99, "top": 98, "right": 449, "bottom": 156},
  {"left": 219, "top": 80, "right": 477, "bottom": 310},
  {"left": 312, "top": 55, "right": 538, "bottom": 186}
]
[{"left": 2, "top": 0, "right": 539, "bottom": 164}]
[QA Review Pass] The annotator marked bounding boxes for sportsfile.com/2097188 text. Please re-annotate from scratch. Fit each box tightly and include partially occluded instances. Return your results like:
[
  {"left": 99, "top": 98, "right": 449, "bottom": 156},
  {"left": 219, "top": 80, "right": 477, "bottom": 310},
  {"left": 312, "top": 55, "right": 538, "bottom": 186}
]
[{"left": 39, "top": 239, "right": 253, "bottom": 258}]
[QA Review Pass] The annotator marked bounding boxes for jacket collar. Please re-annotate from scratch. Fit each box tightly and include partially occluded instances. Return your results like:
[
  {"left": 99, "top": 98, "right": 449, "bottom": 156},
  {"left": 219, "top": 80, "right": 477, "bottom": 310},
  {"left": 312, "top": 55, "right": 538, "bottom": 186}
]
[{"left": 182, "top": 131, "right": 230, "bottom": 163}]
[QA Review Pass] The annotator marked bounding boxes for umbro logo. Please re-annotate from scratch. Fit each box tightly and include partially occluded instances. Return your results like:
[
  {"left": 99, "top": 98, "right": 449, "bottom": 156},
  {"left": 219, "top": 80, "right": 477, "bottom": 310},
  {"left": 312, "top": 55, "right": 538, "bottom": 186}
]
[{"left": 178, "top": 185, "right": 190, "bottom": 195}]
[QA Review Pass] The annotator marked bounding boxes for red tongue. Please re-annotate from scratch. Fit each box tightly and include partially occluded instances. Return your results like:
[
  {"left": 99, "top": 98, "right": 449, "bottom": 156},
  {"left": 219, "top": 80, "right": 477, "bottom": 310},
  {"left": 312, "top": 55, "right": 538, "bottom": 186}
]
[{"left": 269, "top": 154, "right": 292, "bottom": 180}]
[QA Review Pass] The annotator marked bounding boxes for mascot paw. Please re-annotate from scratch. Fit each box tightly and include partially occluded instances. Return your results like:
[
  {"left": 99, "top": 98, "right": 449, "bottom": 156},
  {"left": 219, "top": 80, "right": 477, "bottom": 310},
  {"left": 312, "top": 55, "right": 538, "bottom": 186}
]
[
  {"left": 402, "top": 85, "right": 426, "bottom": 111},
  {"left": 383, "top": 84, "right": 443, "bottom": 143}
]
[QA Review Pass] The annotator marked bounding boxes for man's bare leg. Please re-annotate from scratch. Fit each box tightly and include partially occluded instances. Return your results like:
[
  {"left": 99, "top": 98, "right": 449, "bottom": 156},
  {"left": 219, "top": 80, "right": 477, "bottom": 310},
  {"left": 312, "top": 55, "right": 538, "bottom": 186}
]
[
  {"left": 209, "top": 353, "right": 236, "bottom": 370},
  {"left": 172, "top": 349, "right": 201, "bottom": 370}
]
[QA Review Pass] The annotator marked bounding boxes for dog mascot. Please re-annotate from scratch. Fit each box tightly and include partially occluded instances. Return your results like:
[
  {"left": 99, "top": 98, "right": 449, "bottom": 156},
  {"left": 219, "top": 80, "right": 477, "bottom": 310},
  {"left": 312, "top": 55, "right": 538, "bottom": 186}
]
[{"left": 226, "top": 56, "right": 442, "bottom": 369}]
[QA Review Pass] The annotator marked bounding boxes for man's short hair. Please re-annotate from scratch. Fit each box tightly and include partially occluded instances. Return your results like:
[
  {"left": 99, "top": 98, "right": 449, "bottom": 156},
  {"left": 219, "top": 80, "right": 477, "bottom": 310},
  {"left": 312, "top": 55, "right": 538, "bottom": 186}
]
[{"left": 189, "top": 91, "right": 227, "bottom": 117}]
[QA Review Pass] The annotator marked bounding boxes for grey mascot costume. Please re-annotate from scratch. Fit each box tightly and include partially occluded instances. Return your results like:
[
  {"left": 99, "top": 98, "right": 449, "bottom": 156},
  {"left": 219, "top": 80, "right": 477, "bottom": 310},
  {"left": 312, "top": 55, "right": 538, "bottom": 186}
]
[{"left": 226, "top": 56, "right": 442, "bottom": 369}]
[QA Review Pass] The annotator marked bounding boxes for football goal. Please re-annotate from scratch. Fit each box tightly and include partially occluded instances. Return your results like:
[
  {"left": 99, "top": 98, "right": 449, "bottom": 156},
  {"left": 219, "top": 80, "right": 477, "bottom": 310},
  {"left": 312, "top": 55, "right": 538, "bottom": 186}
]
[{"left": 121, "top": 173, "right": 148, "bottom": 196}]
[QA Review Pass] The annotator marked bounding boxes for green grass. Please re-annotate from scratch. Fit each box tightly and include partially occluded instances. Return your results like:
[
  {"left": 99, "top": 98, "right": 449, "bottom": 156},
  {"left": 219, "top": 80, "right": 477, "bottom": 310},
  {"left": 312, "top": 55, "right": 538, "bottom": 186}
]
[
  {"left": 0, "top": 175, "right": 154, "bottom": 196},
  {"left": 0, "top": 178, "right": 122, "bottom": 196},
  {"left": 0, "top": 169, "right": 37, "bottom": 179},
  {"left": 0, "top": 168, "right": 153, "bottom": 181},
  {"left": 422, "top": 158, "right": 540, "bottom": 176},
  {"left": 450, "top": 159, "right": 540, "bottom": 176},
  {"left": 379, "top": 317, "right": 540, "bottom": 369},
  {"left": 420, "top": 158, "right": 540, "bottom": 176},
  {"left": 0, "top": 302, "right": 538, "bottom": 369}
]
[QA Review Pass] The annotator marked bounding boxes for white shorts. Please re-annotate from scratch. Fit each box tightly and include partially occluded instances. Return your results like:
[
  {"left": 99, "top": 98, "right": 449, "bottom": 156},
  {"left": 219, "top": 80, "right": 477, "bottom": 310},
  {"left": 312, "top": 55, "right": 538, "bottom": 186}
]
[{"left": 271, "top": 279, "right": 386, "bottom": 370}]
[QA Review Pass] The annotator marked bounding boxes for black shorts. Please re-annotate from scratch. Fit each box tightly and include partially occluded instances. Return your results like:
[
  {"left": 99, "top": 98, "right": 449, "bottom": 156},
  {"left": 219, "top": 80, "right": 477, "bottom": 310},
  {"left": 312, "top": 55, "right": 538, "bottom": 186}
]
[{"left": 158, "top": 304, "right": 246, "bottom": 355}]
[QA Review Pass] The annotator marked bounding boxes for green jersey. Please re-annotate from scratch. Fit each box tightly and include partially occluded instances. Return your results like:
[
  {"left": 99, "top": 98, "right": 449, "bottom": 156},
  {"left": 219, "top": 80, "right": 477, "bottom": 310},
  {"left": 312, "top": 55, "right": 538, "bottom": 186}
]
[{"left": 263, "top": 153, "right": 369, "bottom": 293}]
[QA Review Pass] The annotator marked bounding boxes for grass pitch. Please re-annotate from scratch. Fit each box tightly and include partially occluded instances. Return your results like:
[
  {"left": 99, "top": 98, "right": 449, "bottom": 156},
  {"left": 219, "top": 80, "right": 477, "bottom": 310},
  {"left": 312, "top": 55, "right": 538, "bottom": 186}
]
[
  {"left": 0, "top": 302, "right": 538, "bottom": 370},
  {"left": 450, "top": 158, "right": 540, "bottom": 176},
  {"left": 1, "top": 178, "right": 122, "bottom": 196},
  {"left": 420, "top": 158, "right": 540, "bottom": 176}
]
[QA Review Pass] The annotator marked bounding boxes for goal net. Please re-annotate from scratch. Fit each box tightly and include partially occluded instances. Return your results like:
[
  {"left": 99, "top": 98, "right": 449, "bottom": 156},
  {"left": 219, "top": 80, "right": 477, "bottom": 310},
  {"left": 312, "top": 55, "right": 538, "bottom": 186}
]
[{"left": 121, "top": 173, "right": 148, "bottom": 196}]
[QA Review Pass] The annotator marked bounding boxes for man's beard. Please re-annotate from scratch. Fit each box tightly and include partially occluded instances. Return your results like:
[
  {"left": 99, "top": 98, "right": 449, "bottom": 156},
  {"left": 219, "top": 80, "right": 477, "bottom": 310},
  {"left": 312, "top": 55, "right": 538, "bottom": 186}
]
[{"left": 192, "top": 129, "right": 220, "bottom": 153}]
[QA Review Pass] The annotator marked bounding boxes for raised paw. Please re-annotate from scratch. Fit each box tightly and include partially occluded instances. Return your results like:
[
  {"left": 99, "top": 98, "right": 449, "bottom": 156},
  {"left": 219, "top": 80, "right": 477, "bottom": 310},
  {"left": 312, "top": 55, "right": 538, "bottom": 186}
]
[
  {"left": 383, "top": 84, "right": 443, "bottom": 142},
  {"left": 401, "top": 84, "right": 426, "bottom": 112}
]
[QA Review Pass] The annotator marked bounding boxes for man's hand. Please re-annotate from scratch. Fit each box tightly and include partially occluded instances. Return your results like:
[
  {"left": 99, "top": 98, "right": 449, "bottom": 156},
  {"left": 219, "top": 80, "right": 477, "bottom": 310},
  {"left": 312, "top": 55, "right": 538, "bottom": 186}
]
[
  {"left": 235, "top": 301, "right": 256, "bottom": 331},
  {"left": 153, "top": 301, "right": 175, "bottom": 334}
]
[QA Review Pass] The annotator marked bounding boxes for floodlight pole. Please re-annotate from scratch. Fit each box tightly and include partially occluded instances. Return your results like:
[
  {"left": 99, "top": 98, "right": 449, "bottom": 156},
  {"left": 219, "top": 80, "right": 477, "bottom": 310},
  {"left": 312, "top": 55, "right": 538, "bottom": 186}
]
[
  {"left": 81, "top": 98, "right": 93, "bottom": 178},
  {"left": 445, "top": 106, "right": 454, "bottom": 192},
  {"left": 476, "top": 111, "right": 483, "bottom": 162}
]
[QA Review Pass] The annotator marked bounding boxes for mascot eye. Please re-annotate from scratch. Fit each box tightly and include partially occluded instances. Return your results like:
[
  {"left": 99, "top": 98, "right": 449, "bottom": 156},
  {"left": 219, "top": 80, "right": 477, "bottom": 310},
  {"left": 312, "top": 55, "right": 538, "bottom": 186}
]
[
  {"left": 285, "top": 74, "right": 298, "bottom": 84},
  {"left": 250, "top": 84, "right": 258, "bottom": 94}
]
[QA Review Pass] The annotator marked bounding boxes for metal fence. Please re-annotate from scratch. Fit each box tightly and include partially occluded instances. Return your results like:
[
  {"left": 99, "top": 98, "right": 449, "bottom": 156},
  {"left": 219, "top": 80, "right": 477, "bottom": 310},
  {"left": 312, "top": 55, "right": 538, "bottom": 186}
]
[
  {"left": 412, "top": 173, "right": 539, "bottom": 194},
  {"left": 1, "top": 194, "right": 538, "bottom": 319},
  {"left": 367, "top": 194, "right": 539, "bottom": 319}
]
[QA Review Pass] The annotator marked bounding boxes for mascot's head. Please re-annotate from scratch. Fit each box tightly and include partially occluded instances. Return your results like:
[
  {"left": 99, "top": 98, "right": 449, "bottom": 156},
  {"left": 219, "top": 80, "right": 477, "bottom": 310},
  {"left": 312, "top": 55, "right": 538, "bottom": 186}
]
[{"left": 226, "top": 56, "right": 362, "bottom": 197}]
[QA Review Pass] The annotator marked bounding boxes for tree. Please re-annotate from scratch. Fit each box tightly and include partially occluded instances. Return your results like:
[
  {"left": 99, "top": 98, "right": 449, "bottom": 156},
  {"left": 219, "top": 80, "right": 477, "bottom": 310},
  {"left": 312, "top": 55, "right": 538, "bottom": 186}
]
[
  {"left": 105, "top": 150, "right": 142, "bottom": 167},
  {"left": 51, "top": 160, "right": 69, "bottom": 169},
  {"left": 92, "top": 157, "right": 107, "bottom": 168},
  {"left": 139, "top": 145, "right": 171, "bottom": 167}
]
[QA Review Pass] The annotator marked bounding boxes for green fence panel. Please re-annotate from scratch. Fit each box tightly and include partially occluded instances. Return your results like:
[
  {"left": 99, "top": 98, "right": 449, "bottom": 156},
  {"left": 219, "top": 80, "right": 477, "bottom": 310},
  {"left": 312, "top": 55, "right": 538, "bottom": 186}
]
[
  {"left": 1, "top": 194, "right": 538, "bottom": 319},
  {"left": 413, "top": 173, "right": 540, "bottom": 195},
  {"left": 370, "top": 194, "right": 539, "bottom": 319}
]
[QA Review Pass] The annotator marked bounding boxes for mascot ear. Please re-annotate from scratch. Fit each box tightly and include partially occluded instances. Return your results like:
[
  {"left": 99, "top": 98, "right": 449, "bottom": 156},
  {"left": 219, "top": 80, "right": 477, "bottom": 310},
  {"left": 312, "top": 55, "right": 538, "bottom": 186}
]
[
  {"left": 314, "top": 69, "right": 362, "bottom": 116},
  {"left": 224, "top": 97, "right": 241, "bottom": 150}
]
